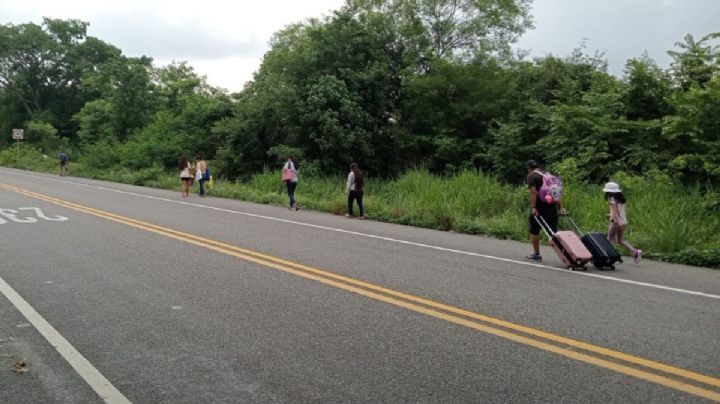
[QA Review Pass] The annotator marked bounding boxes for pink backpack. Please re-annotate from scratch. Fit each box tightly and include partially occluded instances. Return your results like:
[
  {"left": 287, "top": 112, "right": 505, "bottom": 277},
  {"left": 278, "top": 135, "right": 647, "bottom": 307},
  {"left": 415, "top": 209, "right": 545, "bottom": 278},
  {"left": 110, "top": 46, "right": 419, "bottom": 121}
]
[{"left": 535, "top": 170, "right": 563, "bottom": 204}]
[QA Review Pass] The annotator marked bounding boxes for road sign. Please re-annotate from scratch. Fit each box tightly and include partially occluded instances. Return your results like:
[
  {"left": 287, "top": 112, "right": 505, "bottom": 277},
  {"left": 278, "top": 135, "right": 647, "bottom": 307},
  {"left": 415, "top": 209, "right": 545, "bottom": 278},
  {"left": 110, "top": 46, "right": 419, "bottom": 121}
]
[{"left": 12, "top": 129, "right": 24, "bottom": 140}]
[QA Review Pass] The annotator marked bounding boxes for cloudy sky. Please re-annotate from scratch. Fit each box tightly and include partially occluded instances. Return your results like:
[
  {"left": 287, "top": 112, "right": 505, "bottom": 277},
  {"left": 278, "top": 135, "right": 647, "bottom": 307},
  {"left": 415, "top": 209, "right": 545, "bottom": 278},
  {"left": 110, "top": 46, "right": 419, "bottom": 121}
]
[{"left": 2, "top": 0, "right": 718, "bottom": 92}]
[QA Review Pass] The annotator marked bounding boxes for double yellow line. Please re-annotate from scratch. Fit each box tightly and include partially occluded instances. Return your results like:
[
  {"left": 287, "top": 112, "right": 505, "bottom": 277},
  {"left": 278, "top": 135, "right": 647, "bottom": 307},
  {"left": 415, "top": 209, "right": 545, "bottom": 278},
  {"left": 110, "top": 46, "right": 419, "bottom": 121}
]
[{"left": 2, "top": 182, "right": 719, "bottom": 401}]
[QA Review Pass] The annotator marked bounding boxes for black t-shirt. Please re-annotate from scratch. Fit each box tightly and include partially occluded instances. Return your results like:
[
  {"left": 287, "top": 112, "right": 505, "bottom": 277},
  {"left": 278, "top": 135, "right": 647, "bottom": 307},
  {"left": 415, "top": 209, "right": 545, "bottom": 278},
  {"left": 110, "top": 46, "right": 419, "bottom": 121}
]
[{"left": 527, "top": 171, "right": 543, "bottom": 192}]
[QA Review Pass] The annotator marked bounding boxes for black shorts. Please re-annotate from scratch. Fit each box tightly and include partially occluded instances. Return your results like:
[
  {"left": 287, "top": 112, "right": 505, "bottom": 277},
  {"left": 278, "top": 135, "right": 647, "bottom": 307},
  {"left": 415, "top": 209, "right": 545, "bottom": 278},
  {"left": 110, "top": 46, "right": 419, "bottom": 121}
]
[{"left": 529, "top": 203, "right": 558, "bottom": 236}]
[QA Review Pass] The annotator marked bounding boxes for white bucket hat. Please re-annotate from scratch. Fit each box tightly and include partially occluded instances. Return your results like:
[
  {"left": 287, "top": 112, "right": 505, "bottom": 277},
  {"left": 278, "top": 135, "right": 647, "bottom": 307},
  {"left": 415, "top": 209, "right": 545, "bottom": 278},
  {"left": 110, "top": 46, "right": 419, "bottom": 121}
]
[{"left": 602, "top": 182, "right": 622, "bottom": 193}]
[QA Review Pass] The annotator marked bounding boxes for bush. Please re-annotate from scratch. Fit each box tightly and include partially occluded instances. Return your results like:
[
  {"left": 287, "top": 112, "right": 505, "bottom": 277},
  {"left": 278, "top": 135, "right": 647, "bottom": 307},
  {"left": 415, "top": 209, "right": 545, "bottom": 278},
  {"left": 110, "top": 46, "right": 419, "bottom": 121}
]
[{"left": 0, "top": 147, "right": 57, "bottom": 171}]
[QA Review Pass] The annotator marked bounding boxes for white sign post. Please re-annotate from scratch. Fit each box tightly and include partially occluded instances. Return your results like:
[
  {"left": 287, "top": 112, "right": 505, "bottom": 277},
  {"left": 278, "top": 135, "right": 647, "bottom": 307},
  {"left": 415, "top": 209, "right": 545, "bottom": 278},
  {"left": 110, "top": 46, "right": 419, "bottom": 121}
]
[{"left": 12, "top": 129, "right": 23, "bottom": 166}]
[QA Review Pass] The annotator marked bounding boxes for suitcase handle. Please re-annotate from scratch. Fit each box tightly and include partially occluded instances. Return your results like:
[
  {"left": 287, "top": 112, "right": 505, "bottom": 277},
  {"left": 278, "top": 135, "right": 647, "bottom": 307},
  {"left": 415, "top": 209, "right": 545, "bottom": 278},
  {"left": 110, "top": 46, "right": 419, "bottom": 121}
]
[
  {"left": 533, "top": 214, "right": 556, "bottom": 239},
  {"left": 561, "top": 215, "right": 585, "bottom": 236}
]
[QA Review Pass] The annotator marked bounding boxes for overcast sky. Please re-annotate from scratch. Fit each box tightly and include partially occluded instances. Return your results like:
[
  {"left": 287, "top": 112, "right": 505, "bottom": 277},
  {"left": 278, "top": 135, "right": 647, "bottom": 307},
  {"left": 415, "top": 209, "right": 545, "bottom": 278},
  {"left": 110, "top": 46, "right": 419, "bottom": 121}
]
[{"left": 2, "top": 0, "right": 718, "bottom": 92}]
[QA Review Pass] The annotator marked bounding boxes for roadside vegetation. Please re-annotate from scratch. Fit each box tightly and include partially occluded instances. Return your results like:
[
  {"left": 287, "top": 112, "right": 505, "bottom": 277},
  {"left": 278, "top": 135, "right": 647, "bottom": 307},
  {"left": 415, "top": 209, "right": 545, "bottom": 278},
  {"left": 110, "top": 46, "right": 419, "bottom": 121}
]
[
  {"left": 1, "top": 2, "right": 718, "bottom": 267},
  {"left": 3, "top": 147, "right": 718, "bottom": 268}
]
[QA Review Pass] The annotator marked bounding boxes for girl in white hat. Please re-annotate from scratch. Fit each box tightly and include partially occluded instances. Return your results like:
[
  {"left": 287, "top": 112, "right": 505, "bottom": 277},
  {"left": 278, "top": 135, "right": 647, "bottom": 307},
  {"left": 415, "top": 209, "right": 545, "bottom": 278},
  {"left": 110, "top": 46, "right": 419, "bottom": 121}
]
[{"left": 604, "top": 182, "right": 642, "bottom": 263}]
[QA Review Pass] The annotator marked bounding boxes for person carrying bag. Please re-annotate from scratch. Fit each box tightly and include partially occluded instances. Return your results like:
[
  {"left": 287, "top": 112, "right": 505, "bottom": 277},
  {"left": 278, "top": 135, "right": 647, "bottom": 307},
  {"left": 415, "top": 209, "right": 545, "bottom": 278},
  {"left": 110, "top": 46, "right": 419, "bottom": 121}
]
[{"left": 282, "top": 156, "right": 299, "bottom": 210}]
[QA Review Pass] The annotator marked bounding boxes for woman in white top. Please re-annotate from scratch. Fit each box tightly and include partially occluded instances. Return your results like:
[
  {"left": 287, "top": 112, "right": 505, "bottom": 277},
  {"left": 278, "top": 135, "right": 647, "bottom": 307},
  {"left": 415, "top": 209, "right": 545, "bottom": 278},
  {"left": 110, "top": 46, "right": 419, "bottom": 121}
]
[
  {"left": 179, "top": 156, "right": 192, "bottom": 197},
  {"left": 283, "top": 156, "right": 299, "bottom": 210},
  {"left": 345, "top": 162, "right": 365, "bottom": 219},
  {"left": 604, "top": 182, "right": 642, "bottom": 263}
]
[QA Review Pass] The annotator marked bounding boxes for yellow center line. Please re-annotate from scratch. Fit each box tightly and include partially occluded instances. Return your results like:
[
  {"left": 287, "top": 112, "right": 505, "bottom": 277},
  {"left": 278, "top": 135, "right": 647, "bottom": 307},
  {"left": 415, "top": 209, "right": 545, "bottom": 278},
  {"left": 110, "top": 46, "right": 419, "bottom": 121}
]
[{"left": 2, "top": 183, "right": 719, "bottom": 402}]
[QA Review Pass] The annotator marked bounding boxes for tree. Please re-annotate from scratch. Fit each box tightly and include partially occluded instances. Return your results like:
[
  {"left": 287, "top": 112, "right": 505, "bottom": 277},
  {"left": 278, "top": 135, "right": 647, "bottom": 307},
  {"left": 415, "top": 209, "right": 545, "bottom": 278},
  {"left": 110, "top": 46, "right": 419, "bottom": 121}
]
[
  {"left": 79, "top": 56, "right": 158, "bottom": 141},
  {"left": 0, "top": 19, "right": 121, "bottom": 140},
  {"left": 74, "top": 99, "right": 116, "bottom": 146},
  {"left": 668, "top": 33, "right": 720, "bottom": 90},
  {"left": 537, "top": 75, "right": 629, "bottom": 181},
  {"left": 400, "top": 58, "right": 513, "bottom": 172},
  {"left": 78, "top": 61, "right": 232, "bottom": 170},
  {"left": 623, "top": 55, "right": 673, "bottom": 120},
  {"left": 299, "top": 75, "right": 374, "bottom": 168},
  {"left": 26, "top": 120, "right": 67, "bottom": 154},
  {"left": 218, "top": 8, "right": 406, "bottom": 175},
  {"left": 617, "top": 56, "right": 674, "bottom": 174},
  {"left": 347, "top": 0, "right": 533, "bottom": 62},
  {"left": 663, "top": 74, "right": 720, "bottom": 183}
]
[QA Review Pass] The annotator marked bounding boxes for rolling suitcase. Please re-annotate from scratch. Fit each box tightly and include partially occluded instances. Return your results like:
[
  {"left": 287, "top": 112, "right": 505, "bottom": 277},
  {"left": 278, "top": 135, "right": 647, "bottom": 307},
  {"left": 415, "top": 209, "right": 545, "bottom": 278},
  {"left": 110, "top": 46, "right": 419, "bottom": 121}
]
[
  {"left": 564, "top": 216, "right": 622, "bottom": 270},
  {"left": 534, "top": 215, "right": 592, "bottom": 271},
  {"left": 584, "top": 233, "right": 622, "bottom": 270}
]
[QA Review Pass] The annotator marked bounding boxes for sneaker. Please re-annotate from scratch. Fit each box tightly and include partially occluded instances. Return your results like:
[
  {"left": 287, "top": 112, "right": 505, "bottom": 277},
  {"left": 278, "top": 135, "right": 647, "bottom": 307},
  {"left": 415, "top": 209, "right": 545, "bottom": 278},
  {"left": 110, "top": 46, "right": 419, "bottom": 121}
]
[
  {"left": 358, "top": 216, "right": 365, "bottom": 220},
  {"left": 634, "top": 250, "right": 642, "bottom": 264},
  {"left": 345, "top": 213, "right": 351, "bottom": 218},
  {"left": 526, "top": 253, "right": 542, "bottom": 262}
]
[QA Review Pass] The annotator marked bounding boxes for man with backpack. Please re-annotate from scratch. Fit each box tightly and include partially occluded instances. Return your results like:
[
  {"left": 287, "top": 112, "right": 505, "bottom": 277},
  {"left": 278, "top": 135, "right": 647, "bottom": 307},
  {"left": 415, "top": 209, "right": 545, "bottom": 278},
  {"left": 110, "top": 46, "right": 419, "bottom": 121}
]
[
  {"left": 526, "top": 160, "right": 565, "bottom": 262},
  {"left": 59, "top": 151, "right": 69, "bottom": 176}
]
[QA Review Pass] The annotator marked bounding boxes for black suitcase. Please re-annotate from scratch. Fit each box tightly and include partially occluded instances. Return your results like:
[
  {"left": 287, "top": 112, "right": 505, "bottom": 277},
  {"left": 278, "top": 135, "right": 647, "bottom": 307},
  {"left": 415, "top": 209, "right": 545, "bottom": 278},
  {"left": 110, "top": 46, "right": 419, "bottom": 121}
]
[
  {"left": 564, "top": 217, "right": 622, "bottom": 270},
  {"left": 581, "top": 232, "right": 622, "bottom": 270}
]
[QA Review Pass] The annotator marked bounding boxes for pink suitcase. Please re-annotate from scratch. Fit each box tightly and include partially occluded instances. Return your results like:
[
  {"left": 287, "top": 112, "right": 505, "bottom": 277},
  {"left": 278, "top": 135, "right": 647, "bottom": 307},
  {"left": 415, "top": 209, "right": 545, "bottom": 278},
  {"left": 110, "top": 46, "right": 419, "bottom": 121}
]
[{"left": 535, "top": 216, "right": 592, "bottom": 270}]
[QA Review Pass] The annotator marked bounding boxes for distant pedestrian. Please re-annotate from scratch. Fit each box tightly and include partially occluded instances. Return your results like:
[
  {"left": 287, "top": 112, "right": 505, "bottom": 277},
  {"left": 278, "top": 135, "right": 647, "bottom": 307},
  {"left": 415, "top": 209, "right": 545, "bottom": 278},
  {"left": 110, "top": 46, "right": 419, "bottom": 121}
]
[
  {"left": 526, "top": 160, "right": 565, "bottom": 262},
  {"left": 59, "top": 151, "right": 69, "bottom": 176},
  {"left": 603, "top": 182, "right": 642, "bottom": 263},
  {"left": 196, "top": 154, "right": 208, "bottom": 197},
  {"left": 345, "top": 162, "right": 365, "bottom": 219},
  {"left": 282, "top": 156, "right": 299, "bottom": 210},
  {"left": 179, "top": 156, "right": 192, "bottom": 197}
]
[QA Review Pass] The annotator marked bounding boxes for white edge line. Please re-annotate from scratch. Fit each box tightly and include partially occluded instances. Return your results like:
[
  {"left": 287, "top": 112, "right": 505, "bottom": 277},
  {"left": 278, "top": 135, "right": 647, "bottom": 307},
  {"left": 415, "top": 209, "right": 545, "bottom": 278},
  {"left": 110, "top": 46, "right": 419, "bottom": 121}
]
[
  {"left": 0, "top": 275, "right": 130, "bottom": 403},
  {"left": 3, "top": 168, "right": 720, "bottom": 301}
]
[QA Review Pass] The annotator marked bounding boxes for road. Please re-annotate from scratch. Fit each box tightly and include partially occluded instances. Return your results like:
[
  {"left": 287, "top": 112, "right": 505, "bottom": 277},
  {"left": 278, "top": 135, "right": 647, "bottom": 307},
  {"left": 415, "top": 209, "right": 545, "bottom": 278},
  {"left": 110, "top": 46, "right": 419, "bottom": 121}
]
[{"left": 0, "top": 167, "right": 718, "bottom": 403}]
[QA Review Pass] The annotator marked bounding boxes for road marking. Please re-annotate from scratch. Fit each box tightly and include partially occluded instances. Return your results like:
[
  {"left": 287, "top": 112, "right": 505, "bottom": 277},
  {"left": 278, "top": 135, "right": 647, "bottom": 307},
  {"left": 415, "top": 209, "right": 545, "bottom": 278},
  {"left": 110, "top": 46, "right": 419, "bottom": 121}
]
[
  {"left": 1, "top": 169, "right": 719, "bottom": 301},
  {"left": 0, "top": 276, "right": 131, "bottom": 403},
  {"left": 2, "top": 183, "right": 720, "bottom": 401},
  {"left": 0, "top": 206, "right": 68, "bottom": 224}
]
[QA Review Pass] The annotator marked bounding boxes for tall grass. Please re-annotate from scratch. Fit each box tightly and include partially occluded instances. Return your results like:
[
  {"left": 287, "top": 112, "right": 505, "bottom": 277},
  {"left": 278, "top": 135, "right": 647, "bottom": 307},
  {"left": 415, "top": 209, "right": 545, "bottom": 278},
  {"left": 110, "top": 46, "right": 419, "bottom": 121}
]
[{"left": 2, "top": 149, "right": 718, "bottom": 268}]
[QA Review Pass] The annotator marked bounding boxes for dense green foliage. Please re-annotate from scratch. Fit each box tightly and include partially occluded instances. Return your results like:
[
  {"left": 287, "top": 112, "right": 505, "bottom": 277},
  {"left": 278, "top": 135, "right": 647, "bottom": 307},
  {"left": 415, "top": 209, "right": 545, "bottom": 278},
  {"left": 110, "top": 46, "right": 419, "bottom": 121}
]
[
  {"left": 1, "top": 2, "right": 719, "bottom": 266},
  {"left": 0, "top": 18, "right": 233, "bottom": 166}
]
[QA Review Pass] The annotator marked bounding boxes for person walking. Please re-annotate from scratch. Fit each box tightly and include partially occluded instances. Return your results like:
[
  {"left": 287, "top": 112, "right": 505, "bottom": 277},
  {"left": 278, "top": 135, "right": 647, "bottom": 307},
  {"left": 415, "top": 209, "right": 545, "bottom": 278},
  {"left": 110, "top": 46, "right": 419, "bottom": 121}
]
[
  {"left": 196, "top": 155, "right": 208, "bottom": 197},
  {"left": 345, "top": 162, "right": 365, "bottom": 219},
  {"left": 179, "top": 156, "right": 192, "bottom": 197},
  {"left": 282, "top": 156, "right": 299, "bottom": 210},
  {"left": 59, "top": 151, "right": 69, "bottom": 176},
  {"left": 526, "top": 160, "right": 565, "bottom": 262},
  {"left": 603, "top": 182, "right": 642, "bottom": 263}
]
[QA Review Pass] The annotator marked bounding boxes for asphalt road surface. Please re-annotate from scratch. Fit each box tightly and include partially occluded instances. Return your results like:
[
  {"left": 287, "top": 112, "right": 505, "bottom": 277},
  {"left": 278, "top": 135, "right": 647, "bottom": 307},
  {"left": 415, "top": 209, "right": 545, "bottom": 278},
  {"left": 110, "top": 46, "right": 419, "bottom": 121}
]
[{"left": 0, "top": 167, "right": 719, "bottom": 403}]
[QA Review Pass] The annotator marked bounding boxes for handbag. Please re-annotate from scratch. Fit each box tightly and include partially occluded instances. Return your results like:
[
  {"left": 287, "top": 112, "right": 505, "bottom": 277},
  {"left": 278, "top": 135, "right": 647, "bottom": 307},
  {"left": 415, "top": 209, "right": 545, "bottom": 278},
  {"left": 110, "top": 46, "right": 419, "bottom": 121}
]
[{"left": 282, "top": 169, "right": 293, "bottom": 181}]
